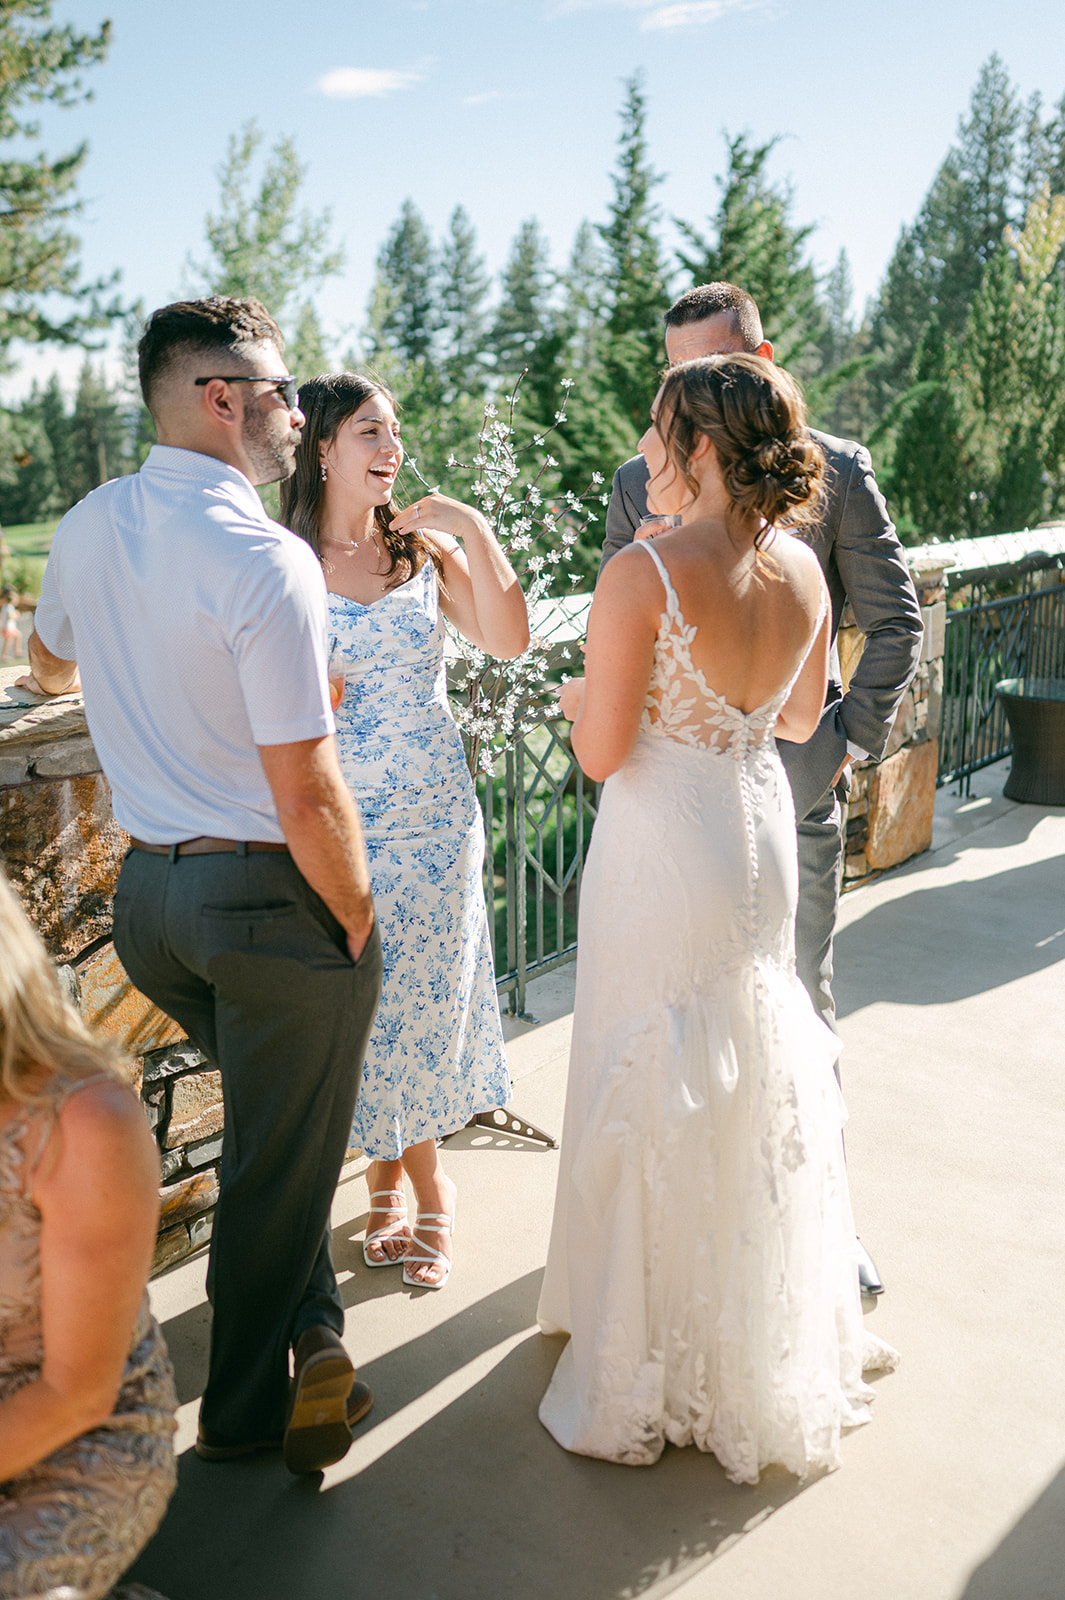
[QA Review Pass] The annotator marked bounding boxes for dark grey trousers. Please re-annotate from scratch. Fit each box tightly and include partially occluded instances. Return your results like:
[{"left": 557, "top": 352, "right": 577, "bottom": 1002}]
[
  {"left": 113, "top": 847, "right": 382, "bottom": 1443},
  {"left": 794, "top": 781, "right": 845, "bottom": 1050}
]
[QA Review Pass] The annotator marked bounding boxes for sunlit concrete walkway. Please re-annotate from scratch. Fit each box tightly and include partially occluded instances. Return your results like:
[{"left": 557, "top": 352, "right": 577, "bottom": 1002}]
[{"left": 130, "top": 760, "right": 1065, "bottom": 1600}]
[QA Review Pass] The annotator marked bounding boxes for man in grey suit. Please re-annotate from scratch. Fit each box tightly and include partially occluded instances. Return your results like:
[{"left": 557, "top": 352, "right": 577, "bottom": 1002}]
[{"left": 600, "top": 282, "right": 923, "bottom": 1294}]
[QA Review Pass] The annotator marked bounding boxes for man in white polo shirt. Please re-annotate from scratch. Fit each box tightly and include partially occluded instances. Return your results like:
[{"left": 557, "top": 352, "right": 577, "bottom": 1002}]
[{"left": 25, "top": 297, "right": 382, "bottom": 1474}]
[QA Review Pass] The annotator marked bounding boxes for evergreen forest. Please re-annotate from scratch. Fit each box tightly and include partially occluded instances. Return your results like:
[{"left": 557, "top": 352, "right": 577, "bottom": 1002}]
[{"left": 2, "top": 40, "right": 1065, "bottom": 588}]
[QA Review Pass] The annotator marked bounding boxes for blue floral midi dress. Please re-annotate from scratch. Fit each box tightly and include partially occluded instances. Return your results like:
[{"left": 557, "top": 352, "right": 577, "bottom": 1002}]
[{"left": 329, "top": 558, "right": 511, "bottom": 1159}]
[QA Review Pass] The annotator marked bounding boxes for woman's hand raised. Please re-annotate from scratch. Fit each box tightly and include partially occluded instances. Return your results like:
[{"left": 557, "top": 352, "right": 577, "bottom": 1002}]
[
  {"left": 395, "top": 492, "right": 530, "bottom": 661},
  {"left": 390, "top": 492, "right": 488, "bottom": 545},
  {"left": 559, "top": 678, "right": 585, "bottom": 721}
]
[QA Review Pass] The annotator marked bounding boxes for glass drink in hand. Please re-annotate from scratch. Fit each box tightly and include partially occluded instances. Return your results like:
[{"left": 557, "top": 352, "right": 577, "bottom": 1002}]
[
  {"left": 637, "top": 513, "right": 682, "bottom": 541},
  {"left": 328, "top": 640, "right": 345, "bottom": 711}
]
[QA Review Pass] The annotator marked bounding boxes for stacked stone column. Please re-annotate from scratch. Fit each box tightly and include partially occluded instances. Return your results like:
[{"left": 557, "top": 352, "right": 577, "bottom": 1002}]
[
  {"left": 838, "top": 556, "right": 951, "bottom": 885},
  {"left": 0, "top": 672, "right": 222, "bottom": 1273}
]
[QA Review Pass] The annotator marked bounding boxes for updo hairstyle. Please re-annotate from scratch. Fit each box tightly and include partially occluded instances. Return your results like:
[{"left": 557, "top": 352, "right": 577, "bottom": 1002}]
[
  {"left": 654, "top": 354, "right": 825, "bottom": 535},
  {"left": 279, "top": 372, "right": 443, "bottom": 590}
]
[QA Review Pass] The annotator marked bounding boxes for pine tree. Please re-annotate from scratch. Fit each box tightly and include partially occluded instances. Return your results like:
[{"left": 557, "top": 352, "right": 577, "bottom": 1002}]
[
  {"left": 366, "top": 199, "right": 438, "bottom": 371},
  {"left": 288, "top": 301, "right": 330, "bottom": 385},
  {"left": 0, "top": 3, "right": 117, "bottom": 355},
  {"left": 0, "top": 400, "right": 60, "bottom": 525},
  {"left": 597, "top": 73, "right": 670, "bottom": 432},
  {"left": 885, "top": 316, "right": 969, "bottom": 541},
  {"left": 437, "top": 205, "right": 491, "bottom": 399},
  {"left": 119, "top": 299, "right": 156, "bottom": 469},
  {"left": 36, "top": 373, "right": 77, "bottom": 508},
  {"left": 817, "top": 251, "right": 855, "bottom": 372},
  {"left": 808, "top": 249, "right": 873, "bottom": 441},
  {"left": 559, "top": 221, "right": 608, "bottom": 370},
  {"left": 1047, "top": 93, "right": 1065, "bottom": 197},
  {"left": 887, "top": 185, "right": 1065, "bottom": 541},
  {"left": 1019, "top": 92, "right": 1053, "bottom": 205},
  {"left": 865, "top": 53, "right": 1022, "bottom": 429},
  {"left": 546, "top": 221, "right": 633, "bottom": 570},
  {"left": 492, "top": 220, "right": 552, "bottom": 383},
  {"left": 68, "top": 360, "right": 128, "bottom": 500},
  {"left": 981, "top": 186, "right": 1065, "bottom": 531},
  {"left": 358, "top": 200, "right": 450, "bottom": 487},
  {"left": 676, "top": 133, "right": 822, "bottom": 370},
  {"left": 190, "top": 121, "right": 343, "bottom": 339}
]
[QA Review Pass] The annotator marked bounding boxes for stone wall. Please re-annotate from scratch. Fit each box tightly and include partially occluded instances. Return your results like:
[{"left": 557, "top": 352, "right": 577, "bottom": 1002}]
[
  {"left": 0, "top": 668, "right": 221, "bottom": 1274},
  {"left": 838, "top": 558, "right": 949, "bottom": 885}
]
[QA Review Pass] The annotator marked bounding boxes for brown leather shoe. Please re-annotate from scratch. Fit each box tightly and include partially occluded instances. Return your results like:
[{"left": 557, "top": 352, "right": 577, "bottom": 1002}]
[
  {"left": 283, "top": 1327, "right": 362, "bottom": 1474},
  {"left": 195, "top": 1379, "right": 373, "bottom": 1464},
  {"left": 194, "top": 1428, "right": 276, "bottom": 1463}
]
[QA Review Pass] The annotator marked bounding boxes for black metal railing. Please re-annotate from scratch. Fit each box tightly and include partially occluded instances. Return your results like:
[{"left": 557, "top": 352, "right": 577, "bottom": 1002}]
[
  {"left": 940, "top": 575, "right": 1065, "bottom": 789},
  {"left": 477, "top": 718, "right": 599, "bottom": 1017}
]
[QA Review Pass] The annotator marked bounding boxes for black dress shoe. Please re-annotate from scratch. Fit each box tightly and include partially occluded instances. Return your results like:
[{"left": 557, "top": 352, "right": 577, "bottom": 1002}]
[
  {"left": 283, "top": 1327, "right": 363, "bottom": 1475},
  {"left": 857, "top": 1240, "right": 884, "bottom": 1296}
]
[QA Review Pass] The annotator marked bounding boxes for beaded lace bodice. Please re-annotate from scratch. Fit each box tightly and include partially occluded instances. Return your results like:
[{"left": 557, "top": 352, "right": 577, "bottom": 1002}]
[{"left": 638, "top": 540, "right": 827, "bottom": 758}]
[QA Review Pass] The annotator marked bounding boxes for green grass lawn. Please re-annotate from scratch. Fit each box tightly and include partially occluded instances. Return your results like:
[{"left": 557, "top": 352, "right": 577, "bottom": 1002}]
[{"left": 1, "top": 519, "right": 58, "bottom": 599}]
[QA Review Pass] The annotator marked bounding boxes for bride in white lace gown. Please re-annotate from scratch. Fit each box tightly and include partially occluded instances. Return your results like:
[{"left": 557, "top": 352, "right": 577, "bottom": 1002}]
[{"left": 537, "top": 354, "right": 896, "bottom": 1484}]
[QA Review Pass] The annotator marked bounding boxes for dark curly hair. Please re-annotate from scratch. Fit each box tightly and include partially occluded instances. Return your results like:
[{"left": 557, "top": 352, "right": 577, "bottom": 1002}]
[
  {"left": 653, "top": 354, "right": 825, "bottom": 539},
  {"left": 279, "top": 372, "right": 443, "bottom": 591},
  {"left": 137, "top": 296, "right": 283, "bottom": 414}
]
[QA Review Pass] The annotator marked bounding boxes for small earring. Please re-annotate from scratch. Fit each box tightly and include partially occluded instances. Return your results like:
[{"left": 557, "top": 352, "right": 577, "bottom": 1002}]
[{"left": 320, "top": 463, "right": 328, "bottom": 482}]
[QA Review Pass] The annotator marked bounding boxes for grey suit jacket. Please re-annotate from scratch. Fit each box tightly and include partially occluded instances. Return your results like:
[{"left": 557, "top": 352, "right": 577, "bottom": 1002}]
[{"left": 599, "top": 431, "right": 924, "bottom": 822}]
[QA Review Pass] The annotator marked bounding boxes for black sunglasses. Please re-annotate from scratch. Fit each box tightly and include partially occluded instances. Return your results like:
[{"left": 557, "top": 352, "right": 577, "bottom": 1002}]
[{"left": 195, "top": 374, "right": 299, "bottom": 408}]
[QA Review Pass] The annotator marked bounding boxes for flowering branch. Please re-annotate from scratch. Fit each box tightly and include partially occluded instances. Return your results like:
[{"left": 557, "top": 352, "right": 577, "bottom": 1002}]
[{"left": 411, "top": 374, "right": 607, "bottom": 774}]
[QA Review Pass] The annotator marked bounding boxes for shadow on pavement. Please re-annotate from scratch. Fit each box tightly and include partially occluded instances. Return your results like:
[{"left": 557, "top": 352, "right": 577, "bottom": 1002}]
[
  {"left": 128, "top": 1286, "right": 813, "bottom": 1600},
  {"left": 129, "top": 1147, "right": 1033, "bottom": 1600},
  {"left": 834, "top": 854, "right": 1065, "bottom": 1018},
  {"left": 958, "top": 1459, "right": 1065, "bottom": 1600},
  {"left": 157, "top": 1222, "right": 551, "bottom": 1412}
]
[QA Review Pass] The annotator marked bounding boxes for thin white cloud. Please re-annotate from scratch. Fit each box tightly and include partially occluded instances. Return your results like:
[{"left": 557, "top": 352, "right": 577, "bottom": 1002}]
[
  {"left": 316, "top": 67, "right": 424, "bottom": 99},
  {"left": 640, "top": 0, "right": 762, "bottom": 28},
  {"left": 462, "top": 90, "right": 505, "bottom": 105},
  {"left": 548, "top": 0, "right": 768, "bottom": 24}
]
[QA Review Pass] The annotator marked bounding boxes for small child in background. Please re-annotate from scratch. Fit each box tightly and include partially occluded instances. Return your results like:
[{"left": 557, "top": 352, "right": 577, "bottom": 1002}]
[{"left": 0, "top": 587, "right": 22, "bottom": 663}]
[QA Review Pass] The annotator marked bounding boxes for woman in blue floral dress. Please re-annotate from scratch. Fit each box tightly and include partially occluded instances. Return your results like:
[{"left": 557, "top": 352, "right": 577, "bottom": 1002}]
[{"left": 281, "top": 374, "right": 528, "bottom": 1288}]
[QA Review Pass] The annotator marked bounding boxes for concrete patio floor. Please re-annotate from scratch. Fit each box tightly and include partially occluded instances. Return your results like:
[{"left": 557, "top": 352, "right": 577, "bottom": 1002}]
[{"left": 129, "top": 760, "right": 1065, "bottom": 1600}]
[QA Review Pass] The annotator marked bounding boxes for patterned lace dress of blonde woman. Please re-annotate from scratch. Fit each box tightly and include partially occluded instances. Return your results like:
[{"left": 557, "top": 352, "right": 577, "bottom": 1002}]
[
  {"left": 537, "top": 540, "right": 897, "bottom": 1485},
  {"left": 0, "top": 1075, "right": 177, "bottom": 1600}
]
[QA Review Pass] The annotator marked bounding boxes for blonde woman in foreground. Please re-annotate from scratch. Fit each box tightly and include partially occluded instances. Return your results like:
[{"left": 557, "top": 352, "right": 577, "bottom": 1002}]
[
  {"left": 0, "top": 871, "right": 177, "bottom": 1600},
  {"left": 537, "top": 355, "right": 898, "bottom": 1483}
]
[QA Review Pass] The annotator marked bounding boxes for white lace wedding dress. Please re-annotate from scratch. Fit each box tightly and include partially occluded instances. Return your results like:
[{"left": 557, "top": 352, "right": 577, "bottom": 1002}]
[{"left": 537, "top": 541, "right": 896, "bottom": 1484}]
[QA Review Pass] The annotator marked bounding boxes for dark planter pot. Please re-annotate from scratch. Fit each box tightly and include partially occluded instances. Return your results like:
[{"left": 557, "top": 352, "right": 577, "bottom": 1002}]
[{"left": 995, "top": 678, "right": 1065, "bottom": 805}]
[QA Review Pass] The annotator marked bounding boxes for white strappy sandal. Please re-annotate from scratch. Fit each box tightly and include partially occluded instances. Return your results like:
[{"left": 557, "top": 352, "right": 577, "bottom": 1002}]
[
  {"left": 363, "top": 1188, "right": 411, "bottom": 1267},
  {"left": 402, "top": 1205, "right": 456, "bottom": 1290}
]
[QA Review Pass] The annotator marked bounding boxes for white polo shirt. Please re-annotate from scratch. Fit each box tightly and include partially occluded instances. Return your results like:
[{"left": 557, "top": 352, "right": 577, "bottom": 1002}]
[{"left": 34, "top": 444, "right": 333, "bottom": 844}]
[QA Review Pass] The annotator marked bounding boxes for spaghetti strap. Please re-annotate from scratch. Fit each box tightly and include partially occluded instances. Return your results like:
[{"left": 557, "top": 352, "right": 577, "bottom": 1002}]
[
  {"left": 54, "top": 1071, "right": 118, "bottom": 1108},
  {"left": 22, "top": 1072, "right": 121, "bottom": 1191},
  {"left": 636, "top": 538, "right": 680, "bottom": 615}
]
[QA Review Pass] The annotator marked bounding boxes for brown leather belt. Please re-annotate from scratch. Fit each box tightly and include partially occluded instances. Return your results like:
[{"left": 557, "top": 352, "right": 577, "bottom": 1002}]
[{"left": 129, "top": 836, "right": 289, "bottom": 858}]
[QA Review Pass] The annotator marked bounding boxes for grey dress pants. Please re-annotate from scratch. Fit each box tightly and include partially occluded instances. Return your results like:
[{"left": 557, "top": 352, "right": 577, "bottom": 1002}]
[
  {"left": 113, "top": 846, "right": 382, "bottom": 1445},
  {"left": 793, "top": 780, "right": 846, "bottom": 1053}
]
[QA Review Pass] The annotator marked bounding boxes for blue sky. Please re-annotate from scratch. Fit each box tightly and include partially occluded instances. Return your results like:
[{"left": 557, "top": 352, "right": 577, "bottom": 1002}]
[{"left": 7, "top": 0, "right": 1065, "bottom": 395}]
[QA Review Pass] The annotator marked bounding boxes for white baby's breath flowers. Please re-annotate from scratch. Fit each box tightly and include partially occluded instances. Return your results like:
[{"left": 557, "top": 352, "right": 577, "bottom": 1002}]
[{"left": 424, "top": 372, "right": 603, "bottom": 775}]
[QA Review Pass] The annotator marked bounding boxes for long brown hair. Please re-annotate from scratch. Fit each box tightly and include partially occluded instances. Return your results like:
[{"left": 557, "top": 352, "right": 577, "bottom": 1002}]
[
  {"left": 654, "top": 354, "right": 825, "bottom": 540},
  {"left": 279, "top": 372, "right": 443, "bottom": 590},
  {"left": 0, "top": 872, "right": 121, "bottom": 1107}
]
